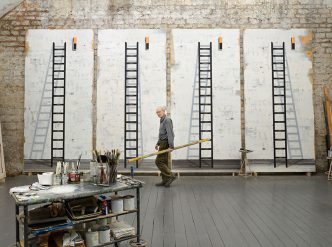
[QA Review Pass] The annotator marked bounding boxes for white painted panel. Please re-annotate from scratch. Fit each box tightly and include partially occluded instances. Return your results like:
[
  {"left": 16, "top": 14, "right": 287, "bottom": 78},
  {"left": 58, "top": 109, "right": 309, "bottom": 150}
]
[
  {"left": 24, "top": 29, "right": 94, "bottom": 160},
  {"left": 171, "top": 29, "right": 241, "bottom": 160},
  {"left": 97, "top": 29, "right": 166, "bottom": 159},
  {"left": 244, "top": 29, "right": 314, "bottom": 160}
]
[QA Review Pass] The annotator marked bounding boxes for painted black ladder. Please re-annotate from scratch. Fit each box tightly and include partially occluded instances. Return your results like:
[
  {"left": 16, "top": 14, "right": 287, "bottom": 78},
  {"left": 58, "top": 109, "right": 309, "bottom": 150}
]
[
  {"left": 271, "top": 42, "right": 288, "bottom": 168},
  {"left": 124, "top": 42, "right": 139, "bottom": 168},
  {"left": 51, "top": 42, "right": 66, "bottom": 167},
  {"left": 198, "top": 42, "right": 214, "bottom": 168}
]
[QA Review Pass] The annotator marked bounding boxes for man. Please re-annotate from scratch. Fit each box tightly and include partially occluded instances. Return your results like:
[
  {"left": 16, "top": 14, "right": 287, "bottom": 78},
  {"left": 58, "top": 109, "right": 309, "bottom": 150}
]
[{"left": 155, "top": 106, "right": 177, "bottom": 187}]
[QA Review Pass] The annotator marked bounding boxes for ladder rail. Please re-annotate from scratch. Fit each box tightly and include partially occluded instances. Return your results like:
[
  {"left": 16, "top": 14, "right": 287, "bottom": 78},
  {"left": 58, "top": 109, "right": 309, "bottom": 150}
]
[
  {"left": 124, "top": 42, "right": 139, "bottom": 168},
  {"left": 271, "top": 42, "right": 288, "bottom": 168},
  {"left": 51, "top": 42, "right": 66, "bottom": 167},
  {"left": 198, "top": 42, "right": 202, "bottom": 168},
  {"left": 198, "top": 42, "right": 213, "bottom": 168},
  {"left": 51, "top": 42, "right": 55, "bottom": 167}
]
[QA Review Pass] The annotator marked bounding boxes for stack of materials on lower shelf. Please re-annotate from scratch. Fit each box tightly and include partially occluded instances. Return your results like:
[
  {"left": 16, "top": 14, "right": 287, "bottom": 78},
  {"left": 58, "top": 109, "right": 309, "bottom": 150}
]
[{"left": 109, "top": 221, "right": 135, "bottom": 239}]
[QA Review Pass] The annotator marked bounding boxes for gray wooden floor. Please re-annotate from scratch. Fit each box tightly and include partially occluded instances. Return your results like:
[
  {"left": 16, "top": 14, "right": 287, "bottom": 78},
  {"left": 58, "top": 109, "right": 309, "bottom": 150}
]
[{"left": 1, "top": 175, "right": 332, "bottom": 247}]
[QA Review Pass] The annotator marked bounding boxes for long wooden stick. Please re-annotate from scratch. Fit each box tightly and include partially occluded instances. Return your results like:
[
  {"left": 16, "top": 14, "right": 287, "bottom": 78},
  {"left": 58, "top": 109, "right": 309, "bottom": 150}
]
[
  {"left": 324, "top": 86, "right": 332, "bottom": 149},
  {"left": 128, "top": 138, "right": 211, "bottom": 163}
]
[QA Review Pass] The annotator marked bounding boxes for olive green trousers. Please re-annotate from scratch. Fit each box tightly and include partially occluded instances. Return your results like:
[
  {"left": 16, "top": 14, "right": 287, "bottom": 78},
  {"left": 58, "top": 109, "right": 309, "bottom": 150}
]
[{"left": 155, "top": 140, "right": 174, "bottom": 182}]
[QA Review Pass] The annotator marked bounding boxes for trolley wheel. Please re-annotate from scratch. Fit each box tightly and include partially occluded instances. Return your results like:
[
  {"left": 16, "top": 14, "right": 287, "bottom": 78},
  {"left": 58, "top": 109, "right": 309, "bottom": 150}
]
[{"left": 129, "top": 239, "right": 148, "bottom": 247}]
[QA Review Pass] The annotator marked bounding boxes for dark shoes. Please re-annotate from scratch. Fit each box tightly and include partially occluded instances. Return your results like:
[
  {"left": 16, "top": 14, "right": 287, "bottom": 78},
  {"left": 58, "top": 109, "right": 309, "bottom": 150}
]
[
  {"left": 155, "top": 181, "right": 166, "bottom": 186},
  {"left": 164, "top": 176, "right": 177, "bottom": 187},
  {"left": 155, "top": 176, "right": 177, "bottom": 187}
]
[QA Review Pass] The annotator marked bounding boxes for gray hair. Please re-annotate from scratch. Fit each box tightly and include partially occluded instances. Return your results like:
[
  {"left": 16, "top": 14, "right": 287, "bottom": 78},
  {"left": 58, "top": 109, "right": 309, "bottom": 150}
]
[{"left": 156, "top": 106, "right": 167, "bottom": 111}]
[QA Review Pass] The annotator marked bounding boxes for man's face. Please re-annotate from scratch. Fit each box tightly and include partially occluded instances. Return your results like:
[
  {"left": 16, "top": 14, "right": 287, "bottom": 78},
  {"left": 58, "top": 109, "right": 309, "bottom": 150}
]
[{"left": 156, "top": 108, "right": 165, "bottom": 118}]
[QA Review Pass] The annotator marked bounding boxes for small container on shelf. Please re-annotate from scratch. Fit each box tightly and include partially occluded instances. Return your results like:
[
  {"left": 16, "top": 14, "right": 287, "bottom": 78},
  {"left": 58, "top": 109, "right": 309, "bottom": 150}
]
[
  {"left": 111, "top": 195, "right": 124, "bottom": 214},
  {"left": 123, "top": 195, "right": 135, "bottom": 211}
]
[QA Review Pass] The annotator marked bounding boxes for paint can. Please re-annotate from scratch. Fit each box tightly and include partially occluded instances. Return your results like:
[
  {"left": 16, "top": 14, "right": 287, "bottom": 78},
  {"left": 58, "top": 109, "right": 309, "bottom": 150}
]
[
  {"left": 111, "top": 196, "right": 123, "bottom": 213},
  {"left": 123, "top": 195, "right": 135, "bottom": 211},
  {"left": 98, "top": 225, "right": 111, "bottom": 244},
  {"left": 85, "top": 229, "right": 99, "bottom": 247}
]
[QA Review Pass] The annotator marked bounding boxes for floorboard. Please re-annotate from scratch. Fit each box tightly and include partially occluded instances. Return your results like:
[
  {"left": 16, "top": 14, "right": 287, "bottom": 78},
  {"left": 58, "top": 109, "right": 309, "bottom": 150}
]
[{"left": 1, "top": 175, "right": 332, "bottom": 247}]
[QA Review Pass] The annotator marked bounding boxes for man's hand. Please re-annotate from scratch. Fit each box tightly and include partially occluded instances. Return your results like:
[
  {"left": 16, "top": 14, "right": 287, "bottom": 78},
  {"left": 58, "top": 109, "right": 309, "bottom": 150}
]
[
  {"left": 155, "top": 145, "right": 159, "bottom": 151},
  {"left": 169, "top": 148, "right": 174, "bottom": 152}
]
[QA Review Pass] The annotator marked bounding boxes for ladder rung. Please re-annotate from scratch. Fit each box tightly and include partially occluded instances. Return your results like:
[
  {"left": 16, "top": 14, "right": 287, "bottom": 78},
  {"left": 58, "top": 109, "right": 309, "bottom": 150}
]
[
  {"left": 126, "top": 55, "right": 137, "bottom": 57},
  {"left": 201, "top": 130, "right": 211, "bottom": 132},
  {"left": 53, "top": 148, "right": 64, "bottom": 150},
  {"left": 273, "top": 77, "right": 284, "bottom": 80},
  {"left": 54, "top": 86, "right": 64, "bottom": 88},
  {"left": 126, "top": 86, "right": 137, "bottom": 88},
  {"left": 126, "top": 77, "right": 137, "bottom": 80},
  {"left": 200, "top": 86, "right": 211, "bottom": 88},
  {"left": 200, "top": 103, "right": 211, "bottom": 105},
  {"left": 53, "top": 78, "right": 65, "bottom": 80},
  {"left": 273, "top": 55, "right": 284, "bottom": 57},
  {"left": 53, "top": 130, "right": 63, "bottom": 132},
  {"left": 274, "top": 94, "right": 285, "bottom": 96},
  {"left": 201, "top": 121, "right": 212, "bottom": 123},
  {"left": 200, "top": 55, "right": 211, "bottom": 57},
  {"left": 200, "top": 48, "right": 211, "bottom": 50},
  {"left": 126, "top": 112, "right": 137, "bottom": 114},
  {"left": 126, "top": 121, "right": 137, "bottom": 123},
  {"left": 200, "top": 62, "right": 210, "bottom": 64},
  {"left": 200, "top": 112, "right": 212, "bottom": 114},
  {"left": 126, "top": 148, "right": 137, "bottom": 150},
  {"left": 126, "top": 103, "right": 137, "bottom": 106},
  {"left": 126, "top": 95, "right": 137, "bottom": 97},
  {"left": 53, "top": 95, "right": 64, "bottom": 97},
  {"left": 274, "top": 130, "right": 285, "bottom": 132},
  {"left": 53, "top": 139, "right": 63, "bottom": 141},
  {"left": 273, "top": 86, "right": 285, "bottom": 88},
  {"left": 54, "top": 55, "right": 65, "bottom": 58},
  {"left": 201, "top": 148, "right": 212, "bottom": 150},
  {"left": 273, "top": 62, "right": 284, "bottom": 64},
  {"left": 54, "top": 70, "right": 64, "bottom": 72},
  {"left": 200, "top": 70, "right": 211, "bottom": 72},
  {"left": 126, "top": 139, "right": 137, "bottom": 141},
  {"left": 274, "top": 112, "right": 285, "bottom": 114},
  {"left": 273, "top": 70, "right": 284, "bottom": 72},
  {"left": 126, "top": 62, "right": 138, "bottom": 64},
  {"left": 53, "top": 121, "right": 64, "bottom": 123},
  {"left": 126, "top": 69, "right": 137, "bottom": 72},
  {"left": 200, "top": 95, "right": 212, "bottom": 97},
  {"left": 54, "top": 62, "right": 64, "bottom": 65},
  {"left": 275, "top": 120, "right": 286, "bottom": 123},
  {"left": 53, "top": 104, "right": 64, "bottom": 106},
  {"left": 53, "top": 112, "right": 63, "bottom": 114},
  {"left": 199, "top": 77, "right": 211, "bottom": 79},
  {"left": 126, "top": 130, "right": 137, "bottom": 132},
  {"left": 273, "top": 47, "right": 284, "bottom": 50},
  {"left": 201, "top": 157, "right": 212, "bottom": 160},
  {"left": 275, "top": 148, "right": 286, "bottom": 150},
  {"left": 275, "top": 138, "right": 286, "bottom": 141},
  {"left": 126, "top": 48, "right": 138, "bottom": 50}
]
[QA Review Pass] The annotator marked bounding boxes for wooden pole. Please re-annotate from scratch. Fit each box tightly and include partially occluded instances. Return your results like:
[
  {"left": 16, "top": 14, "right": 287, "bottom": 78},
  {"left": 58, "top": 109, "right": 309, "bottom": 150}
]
[
  {"left": 128, "top": 138, "right": 211, "bottom": 163},
  {"left": 324, "top": 86, "right": 332, "bottom": 149},
  {"left": 0, "top": 122, "right": 6, "bottom": 181}
]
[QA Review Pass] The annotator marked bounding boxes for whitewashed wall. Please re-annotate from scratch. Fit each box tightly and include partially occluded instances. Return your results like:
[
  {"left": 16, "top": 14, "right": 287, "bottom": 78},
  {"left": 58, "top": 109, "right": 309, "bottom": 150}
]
[
  {"left": 97, "top": 29, "right": 166, "bottom": 158},
  {"left": 24, "top": 29, "right": 94, "bottom": 160},
  {"left": 171, "top": 29, "right": 241, "bottom": 160},
  {"left": 244, "top": 29, "right": 315, "bottom": 160}
]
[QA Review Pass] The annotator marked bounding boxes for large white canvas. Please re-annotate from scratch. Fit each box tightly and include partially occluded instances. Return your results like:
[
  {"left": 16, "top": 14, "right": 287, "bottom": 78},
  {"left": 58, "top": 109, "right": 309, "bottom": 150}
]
[
  {"left": 244, "top": 29, "right": 314, "bottom": 160},
  {"left": 24, "top": 29, "right": 94, "bottom": 160},
  {"left": 97, "top": 29, "right": 167, "bottom": 159},
  {"left": 171, "top": 29, "right": 241, "bottom": 160}
]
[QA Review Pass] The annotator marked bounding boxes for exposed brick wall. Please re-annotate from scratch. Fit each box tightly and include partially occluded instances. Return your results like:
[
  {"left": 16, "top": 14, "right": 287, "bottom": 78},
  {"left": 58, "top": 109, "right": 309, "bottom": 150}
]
[{"left": 0, "top": 0, "right": 331, "bottom": 175}]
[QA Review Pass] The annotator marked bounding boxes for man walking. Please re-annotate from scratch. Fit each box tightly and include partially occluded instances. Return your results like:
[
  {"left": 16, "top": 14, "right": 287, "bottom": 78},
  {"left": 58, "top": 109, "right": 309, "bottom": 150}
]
[{"left": 155, "top": 106, "right": 177, "bottom": 187}]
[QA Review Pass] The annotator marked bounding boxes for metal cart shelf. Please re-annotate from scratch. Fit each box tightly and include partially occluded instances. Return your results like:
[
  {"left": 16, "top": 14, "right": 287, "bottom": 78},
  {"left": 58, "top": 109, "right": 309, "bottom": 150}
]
[{"left": 10, "top": 181, "right": 143, "bottom": 247}]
